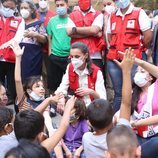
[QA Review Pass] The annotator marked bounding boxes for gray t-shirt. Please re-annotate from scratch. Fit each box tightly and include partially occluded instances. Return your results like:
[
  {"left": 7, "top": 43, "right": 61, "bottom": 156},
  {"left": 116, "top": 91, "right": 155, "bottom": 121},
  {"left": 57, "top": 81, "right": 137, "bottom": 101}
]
[
  {"left": 0, "top": 131, "right": 18, "bottom": 158},
  {"left": 82, "top": 118, "right": 131, "bottom": 158}
]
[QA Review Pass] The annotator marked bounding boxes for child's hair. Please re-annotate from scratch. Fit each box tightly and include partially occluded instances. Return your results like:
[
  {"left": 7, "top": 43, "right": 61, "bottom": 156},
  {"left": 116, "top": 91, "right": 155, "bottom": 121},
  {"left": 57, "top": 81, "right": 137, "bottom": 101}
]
[
  {"left": 23, "top": 76, "right": 43, "bottom": 98},
  {"left": 14, "top": 110, "right": 44, "bottom": 141},
  {"left": 74, "top": 99, "right": 87, "bottom": 121},
  {"left": 87, "top": 99, "right": 113, "bottom": 130},
  {"left": 1, "top": 0, "right": 17, "bottom": 4},
  {"left": 107, "top": 125, "right": 139, "bottom": 157},
  {"left": 55, "top": 0, "right": 68, "bottom": 3},
  {"left": 0, "top": 107, "right": 13, "bottom": 132},
  {"left": 5, "top": 139, "right": 50, "bottom": 158}
]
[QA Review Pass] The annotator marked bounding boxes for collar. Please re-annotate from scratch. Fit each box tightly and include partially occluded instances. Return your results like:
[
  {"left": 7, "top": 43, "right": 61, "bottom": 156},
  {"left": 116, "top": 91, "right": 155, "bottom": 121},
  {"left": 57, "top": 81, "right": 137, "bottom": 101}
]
[
  {"left": 116, "top": 3, "right": 134, "bottom": 17},
  {"left": 80, "top": 6, "right": 96, "bottom": 15},
  {"left": 73, "top": 66, "right": 89, "bottom": 76}
]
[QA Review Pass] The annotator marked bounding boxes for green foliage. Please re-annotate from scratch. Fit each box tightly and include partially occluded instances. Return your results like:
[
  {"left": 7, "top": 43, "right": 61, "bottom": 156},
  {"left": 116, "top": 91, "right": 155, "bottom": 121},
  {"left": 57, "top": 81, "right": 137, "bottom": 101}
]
[{"left": 135, "top": 0, "right": 158, "bottom": 10}]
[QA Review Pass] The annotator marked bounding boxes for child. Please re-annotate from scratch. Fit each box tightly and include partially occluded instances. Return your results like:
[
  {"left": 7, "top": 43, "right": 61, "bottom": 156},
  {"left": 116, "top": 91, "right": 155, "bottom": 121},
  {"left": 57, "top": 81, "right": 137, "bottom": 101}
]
[
  {"left": 82, "top": 49, "right": 134, "bottom": 158},
  {"left": 5, "top": 139, "right": 50, "bottom": 158},
  {"left": 53, "top": 99, "right": 88, "bottom": 158},
  {"left": 13, "top": 96, "right": 77, "bottom": 154},
  {"left": 0, "top": 82, "right": 8, "bottom": 106},
  {"left": 106, "top": 125, "right": 141, "bottom": 158},
  {"left": 0, "top": 107, "right": 18, "bottom": 157},
  {"left": 9, "top": 40, "right": 62, "bottom": 136}
]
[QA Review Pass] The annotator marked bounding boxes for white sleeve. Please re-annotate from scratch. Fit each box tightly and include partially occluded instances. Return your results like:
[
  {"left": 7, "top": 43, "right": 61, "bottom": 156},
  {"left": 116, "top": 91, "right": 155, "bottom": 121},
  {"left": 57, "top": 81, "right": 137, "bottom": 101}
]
[
  {"left": 55, "top": 64, "right": 70, "bottom": 95},
  {"left": 67, "top": 17, "right": 76, "bottom": 28},
  {"left": 95, "top": 70, "right": 107, "bottom": 100},
  {"left": 13, "top": 18, "right": 25, "bottom": 43},
  {"left": 106, "top": 15, "right": 111, "bottom": 34},
  {"left": 117, "top": 118, "right": 131, "bottom": 127},
  {"left": 92, "top": 13, "right": 103, "bottom": 30},
  {"left": 139, "top": 9, "right": 151, "bottom": 32}
]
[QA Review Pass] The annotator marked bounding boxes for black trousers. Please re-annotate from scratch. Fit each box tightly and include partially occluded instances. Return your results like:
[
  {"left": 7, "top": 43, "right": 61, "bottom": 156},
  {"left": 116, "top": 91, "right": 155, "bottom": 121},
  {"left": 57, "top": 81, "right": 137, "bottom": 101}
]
[
  {"left": 0, "top": 61, "right": 16, "bottom": 101},
  {"left": 47, "top": 54, "right": 68, "bottom": 93}
]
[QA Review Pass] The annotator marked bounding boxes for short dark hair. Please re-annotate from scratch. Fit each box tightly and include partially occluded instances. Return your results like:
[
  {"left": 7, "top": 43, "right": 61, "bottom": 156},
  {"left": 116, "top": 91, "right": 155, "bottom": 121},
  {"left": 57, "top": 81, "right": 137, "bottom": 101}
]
[
  {"left": 5, "top": 139, "right": 50, "bottom": 158},
  {"left": 107, "top": 125, "right": 138, "bottom": 156},
  {"left": 55, "top": 0, "right": 68, "bottom": 3},
  {"left": 14, "top": 110, "right": 44, "bottom": 141},
  {"left": 1, "top": 0, "right": 17, "bottom": 4},
  {"left": 20, "top": 0, "right": 37, "bottom": 19},
  {"left": 87, "top": 99, "right": 113, "bottom": 130},
  {"left": 0, "top": 107, "right": 13, "bottom": 132}
]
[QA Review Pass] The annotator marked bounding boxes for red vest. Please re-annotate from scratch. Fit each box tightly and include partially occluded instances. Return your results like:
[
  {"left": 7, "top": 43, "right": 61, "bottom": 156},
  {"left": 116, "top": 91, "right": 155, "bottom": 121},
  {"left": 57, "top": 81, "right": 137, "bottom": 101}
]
[
  {"left": 68, "top": 63, "right": 100, "bottom": 101},
  {"left": 69, "top": 10, "right": 105, "bottom": 54},
  {"left": 107, "top": 7, "right": 143, "bottom": 60},
  {"left": 0, "top": 16, "right": 22, "bottom": 63},
  {"left": 36, "top": 10, "right": 56, "bottom": 27}
]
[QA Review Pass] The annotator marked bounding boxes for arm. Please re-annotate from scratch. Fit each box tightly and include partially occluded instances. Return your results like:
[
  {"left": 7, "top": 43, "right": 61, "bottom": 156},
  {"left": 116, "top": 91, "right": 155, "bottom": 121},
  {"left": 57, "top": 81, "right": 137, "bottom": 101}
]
[
  {"left": 41, "top": 96, "right": 76, "bottom": 153},
  {"left": 74, "top": 145, "right": 84, "bottom": 158},
  {"left": 48, "top": 35, "right": 52, "bottom": 56},
  {"left": 132, "top": 115, "right": 158, "bottom": 127},
  {"left": 142, "top": 29, "right": 152, "bottom": 48},
  {"left": 114, "top": 49, "right": 134, "bottom": 121}
]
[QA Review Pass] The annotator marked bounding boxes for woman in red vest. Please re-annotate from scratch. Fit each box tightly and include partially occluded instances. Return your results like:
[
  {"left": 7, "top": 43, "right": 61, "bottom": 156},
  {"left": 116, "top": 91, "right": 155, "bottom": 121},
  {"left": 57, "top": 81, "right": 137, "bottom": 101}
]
[{"left": 55, "top": 42, "right": 107, "bottom": 108}]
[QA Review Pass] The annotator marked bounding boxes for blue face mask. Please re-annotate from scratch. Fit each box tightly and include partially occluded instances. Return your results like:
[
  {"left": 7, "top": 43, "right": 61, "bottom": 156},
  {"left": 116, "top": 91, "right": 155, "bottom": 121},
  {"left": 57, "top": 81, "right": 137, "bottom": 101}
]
[
  {"left": 56, "top": 7, "right": 67, "bottom": 16},
  {"left": 0, "top": 5, "right": 15, "bottom": 17},
  {"left": 115, "top": 0, "right": 130, "bottom": 9},
  {"left": 29, "top": 91, "right": 45, "bottom": 102}
]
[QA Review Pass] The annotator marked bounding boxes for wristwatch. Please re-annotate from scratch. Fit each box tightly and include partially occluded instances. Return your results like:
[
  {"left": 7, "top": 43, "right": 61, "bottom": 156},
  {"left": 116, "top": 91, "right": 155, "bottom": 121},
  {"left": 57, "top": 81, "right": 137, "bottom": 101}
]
[{"left": 72, "top": 27, "right": 77, "bottom": 34}]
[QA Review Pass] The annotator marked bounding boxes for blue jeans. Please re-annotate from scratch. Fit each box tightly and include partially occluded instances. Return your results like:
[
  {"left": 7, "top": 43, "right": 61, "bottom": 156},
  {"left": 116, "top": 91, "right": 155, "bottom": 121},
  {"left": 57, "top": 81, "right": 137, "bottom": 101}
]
[
  {"left": 141, "top": 137, "right": 158, "bottom": 158},
  {"left": 107, "top": 60, "right": 137, "bottom": 113}
]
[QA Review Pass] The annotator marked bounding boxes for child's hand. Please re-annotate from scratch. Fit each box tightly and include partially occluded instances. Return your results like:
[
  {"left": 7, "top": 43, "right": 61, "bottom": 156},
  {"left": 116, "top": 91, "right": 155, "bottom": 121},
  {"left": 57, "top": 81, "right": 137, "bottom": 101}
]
[
  {"left": 65, "top": 96, "right": 77, "bottom": 111},
  {"left": 74, "top": 148, "right": 81, "bottom": 158},
  {"left": 114, "top": 48, "right": 135, "bottom": 71},
  {"left": 9, "top": 40, "right": 25, "bottom": 57}
]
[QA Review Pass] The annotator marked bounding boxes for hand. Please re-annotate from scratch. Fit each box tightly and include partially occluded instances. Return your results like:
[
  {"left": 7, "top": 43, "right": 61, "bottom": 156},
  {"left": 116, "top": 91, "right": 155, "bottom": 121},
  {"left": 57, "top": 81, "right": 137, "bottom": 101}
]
[
  {"left": 75, "top": 87, "right": 93, "bottom": 97},
  {"left": 49, "top": 93, "right": 64, "bottom": 104},
  {"left": 0, "top": 39, "right": 14, "bottom": 49},
  {"left": 65, "top": 96, "right": 76, "bottom": 111},
  {"left": 131, "top": 120, "right": 139, "bottom": 127},
  {"left": 74, "top": 148, "right": 81, "bottom": 158},
  {"left": 114, "top": 48, "right": 135, "bottom": 71},
  {"left": 24, "top": 30, "right": 38, "bottom": 38},
  {"left": 9, "top": 40, "right": 25, "bottom": 57},
  {"left": 56, "top": 96, "right": 65, "bottom": 114}
]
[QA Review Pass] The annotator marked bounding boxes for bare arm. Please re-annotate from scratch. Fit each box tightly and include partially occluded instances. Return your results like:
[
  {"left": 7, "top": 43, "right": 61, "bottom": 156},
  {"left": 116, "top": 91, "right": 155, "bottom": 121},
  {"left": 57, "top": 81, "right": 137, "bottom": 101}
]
[
  {"left": 132, "top": 115, "right": 158, "bottom": 127},
  {"left": 48, "top": 35, "right": 52, "bottom": 56},
  {"left": 114, "top": 49, "right": 134, "bottom": 121},
  {"left": 142, "top": 29, "right": 152, "bottom": 48},
  {"left": 41, "top": 96, "right": 76, "bottom": 153}
]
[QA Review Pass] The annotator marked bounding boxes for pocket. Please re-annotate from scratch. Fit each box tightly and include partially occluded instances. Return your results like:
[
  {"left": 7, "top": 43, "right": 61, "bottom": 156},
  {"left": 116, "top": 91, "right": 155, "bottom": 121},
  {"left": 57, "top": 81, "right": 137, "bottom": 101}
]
[
  {"left": 110, "top": 33, "right": 117, "bottom": 48},
  {"left": 123, "top": 32, "right": 140, "bottom": 48}
]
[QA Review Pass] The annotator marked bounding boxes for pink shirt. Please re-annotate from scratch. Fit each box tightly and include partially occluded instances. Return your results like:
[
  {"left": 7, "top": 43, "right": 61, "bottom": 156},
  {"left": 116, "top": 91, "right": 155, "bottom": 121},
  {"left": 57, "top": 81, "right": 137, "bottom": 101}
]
[{"left": 137, "top": 79, "right": 158, "bottom": 115}]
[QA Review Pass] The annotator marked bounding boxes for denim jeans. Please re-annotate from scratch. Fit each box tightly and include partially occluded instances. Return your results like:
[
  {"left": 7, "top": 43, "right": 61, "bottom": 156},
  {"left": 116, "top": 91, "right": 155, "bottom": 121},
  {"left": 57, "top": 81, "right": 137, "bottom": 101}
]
[
  {"left": 141, "top": 137, "right": 158, "bottom": 158},
  {"left": 107, "top": 60, "right": 137, "bottom": 113}
]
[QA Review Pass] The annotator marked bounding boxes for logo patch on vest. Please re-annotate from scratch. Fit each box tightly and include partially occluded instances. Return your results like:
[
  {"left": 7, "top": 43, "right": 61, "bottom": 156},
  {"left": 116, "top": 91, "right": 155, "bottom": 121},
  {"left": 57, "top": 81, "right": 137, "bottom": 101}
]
[
  {"left": 10, "top": 20, "right": 18, "bottom": 28},
  {"left": 127, "top": 20, "right": 135, "bottom": 29},
  {"left": 111, "top": 22, "right": 116, "bottom": 30}
]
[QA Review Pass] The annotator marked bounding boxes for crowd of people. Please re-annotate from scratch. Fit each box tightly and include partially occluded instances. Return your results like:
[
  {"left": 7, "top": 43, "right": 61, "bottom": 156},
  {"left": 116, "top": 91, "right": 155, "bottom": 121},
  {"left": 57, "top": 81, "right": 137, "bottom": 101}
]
[{"left": 0, "top": 0, "right": 158, "bottom": 157}]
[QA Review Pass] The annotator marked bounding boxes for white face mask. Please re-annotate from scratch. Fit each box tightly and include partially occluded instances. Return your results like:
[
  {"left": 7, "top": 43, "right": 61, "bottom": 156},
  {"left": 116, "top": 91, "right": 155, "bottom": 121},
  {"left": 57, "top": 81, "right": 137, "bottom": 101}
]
[
  {"left": 104, "top": 5, "right": 115, "bottom": 14},
  {"left": 20, "top": 9, "right": 30, "bottom": 19},
  {"left": 29, "top": 91, "right": 45, "bottom": 101},
  {"left": 39, "top": 1, "right": 48, "bottom": 9},
  {"left": 71, "top": 57, "right": 84, "bottom": 69},
  {"left": 0, "top": 5, "right": 15, "bottom": 17},
  {"left": 134, "top": 72, "right": 148, "bottom": 87}
]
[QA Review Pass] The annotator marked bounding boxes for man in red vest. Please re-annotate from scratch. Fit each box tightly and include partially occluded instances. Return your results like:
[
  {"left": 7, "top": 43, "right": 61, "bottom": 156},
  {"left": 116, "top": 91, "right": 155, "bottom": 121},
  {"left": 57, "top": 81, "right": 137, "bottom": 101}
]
[
  {"left": 67, "top": 0, "right": 105, "bottom": 70},
  {"left": 0, "top": 0, "right": 25, "bottom": 105},
  {"left": 106, "top": 0, "right": 152, "bottom": 112}
]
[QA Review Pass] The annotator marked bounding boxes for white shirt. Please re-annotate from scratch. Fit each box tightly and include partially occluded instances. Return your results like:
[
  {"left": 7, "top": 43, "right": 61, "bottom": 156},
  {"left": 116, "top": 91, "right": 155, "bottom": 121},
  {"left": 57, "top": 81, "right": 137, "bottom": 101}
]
[
  {"left": 55, "top": 64, "right": 107, "bottom": 106},
  {"left": 67, "top": 7, "right": 104, "bottom": 59},
  {"left": 107, "top": 3, "right": 151, "bottom": 34}
]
